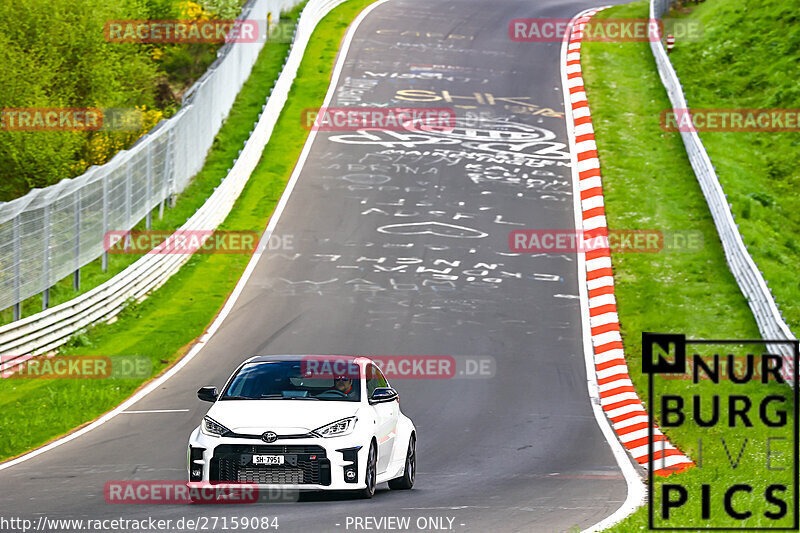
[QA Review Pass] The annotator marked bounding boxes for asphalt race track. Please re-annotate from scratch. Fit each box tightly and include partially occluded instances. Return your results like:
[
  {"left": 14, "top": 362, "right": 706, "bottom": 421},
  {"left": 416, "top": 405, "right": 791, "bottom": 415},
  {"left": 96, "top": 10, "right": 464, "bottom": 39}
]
[{"left": 0, "top": 1, "right": 631, "bottom": 531}]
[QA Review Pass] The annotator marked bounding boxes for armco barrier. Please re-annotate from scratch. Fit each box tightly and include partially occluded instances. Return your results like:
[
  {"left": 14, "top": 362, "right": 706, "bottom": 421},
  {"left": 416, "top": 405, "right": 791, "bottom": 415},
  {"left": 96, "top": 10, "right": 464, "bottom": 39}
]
[
  {"left": 650, "top": 0, "right": 795, "bottom": 379},
  {"left": 0, "top": 0, "right": 296, "bottom": 317},
  {"left": 0, "top": 0, "right": 357, "bottom": 366}
]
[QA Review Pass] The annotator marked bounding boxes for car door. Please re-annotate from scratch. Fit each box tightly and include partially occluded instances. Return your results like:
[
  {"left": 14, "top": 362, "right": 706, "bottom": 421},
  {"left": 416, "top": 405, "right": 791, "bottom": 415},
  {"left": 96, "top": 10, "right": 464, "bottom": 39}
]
[{"left": 367, "top": 364, "right": 398, "bottom": 473}]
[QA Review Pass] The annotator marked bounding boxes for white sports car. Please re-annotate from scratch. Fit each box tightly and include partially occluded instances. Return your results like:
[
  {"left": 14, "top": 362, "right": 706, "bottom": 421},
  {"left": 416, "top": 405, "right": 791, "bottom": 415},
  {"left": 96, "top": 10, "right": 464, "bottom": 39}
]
[{"left": 187, "top": 355, "right": 416, "bottom": 498}]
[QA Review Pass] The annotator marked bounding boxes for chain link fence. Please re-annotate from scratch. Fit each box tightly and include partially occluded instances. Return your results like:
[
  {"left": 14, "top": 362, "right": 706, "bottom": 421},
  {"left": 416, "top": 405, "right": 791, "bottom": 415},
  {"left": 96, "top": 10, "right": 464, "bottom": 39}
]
[
  {"left": 650, "top": 0, "right": 796, "bottom": 379},
  {"left": 0, "top": 0, "right": 297, "bottom": 318}
]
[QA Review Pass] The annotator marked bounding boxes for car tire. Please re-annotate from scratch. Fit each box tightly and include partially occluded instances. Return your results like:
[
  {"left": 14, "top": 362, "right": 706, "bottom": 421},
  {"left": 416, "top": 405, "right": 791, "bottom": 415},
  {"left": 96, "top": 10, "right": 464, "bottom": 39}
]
[
  {"left": 388, "top": 434, "right": 415, "bottom": 490},
  {"left": 355, "top": 442, "right": 377, "bottom": 499}
]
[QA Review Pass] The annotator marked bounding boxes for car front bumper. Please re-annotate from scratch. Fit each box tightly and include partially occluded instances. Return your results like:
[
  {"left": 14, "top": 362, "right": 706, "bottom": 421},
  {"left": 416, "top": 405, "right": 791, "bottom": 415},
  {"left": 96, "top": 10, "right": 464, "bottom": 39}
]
[{"left": 188, "top": 428, "right": 370, "bottom": 491}]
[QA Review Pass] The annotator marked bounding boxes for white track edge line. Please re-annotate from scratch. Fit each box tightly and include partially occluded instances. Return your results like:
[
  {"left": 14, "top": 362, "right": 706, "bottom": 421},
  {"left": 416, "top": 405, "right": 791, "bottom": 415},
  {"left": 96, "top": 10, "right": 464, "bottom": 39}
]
[
  {"left": 561, "top": 6, "right": 647, "bottom": 532},
  {"left": 0, "top": 0, "right": 392, "bottom": 472},
  {"left": 121, "top": 409, "right": 191, "bottom": 414}
]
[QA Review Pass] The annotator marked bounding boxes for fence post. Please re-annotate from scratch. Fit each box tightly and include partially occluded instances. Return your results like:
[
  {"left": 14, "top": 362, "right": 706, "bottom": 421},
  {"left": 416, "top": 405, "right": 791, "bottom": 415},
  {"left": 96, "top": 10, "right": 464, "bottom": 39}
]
[
  {"left": 73, "top": 190, "right": 81, "bottom": 292},
  {"left": 125, "top": 161, "right": 132, "bottom": 229},
  {"left": 166, "top": 126, "right": 175, "bottom": 209},
  {"left": 146, "top": 141, "right": 153, "bottom": 230},
  {"left": 160, "top": 127, "right": 174, "bottom": 219},
  {"left": 102, "top": 173, "right": 109, "bottom": 272},
  {"left": 12, "top": 214, "right": 21, "bottom": 321},
  {"left": 42, "top": 204, "right": 50, "bottom": 310}
]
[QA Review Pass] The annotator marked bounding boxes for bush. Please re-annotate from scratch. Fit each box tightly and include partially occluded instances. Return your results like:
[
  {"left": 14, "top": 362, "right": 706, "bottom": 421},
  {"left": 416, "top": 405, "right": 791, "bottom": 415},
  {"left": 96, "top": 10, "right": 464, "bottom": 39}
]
[{"left": 0, "top": 0, "right": 243, "bottom": 202}]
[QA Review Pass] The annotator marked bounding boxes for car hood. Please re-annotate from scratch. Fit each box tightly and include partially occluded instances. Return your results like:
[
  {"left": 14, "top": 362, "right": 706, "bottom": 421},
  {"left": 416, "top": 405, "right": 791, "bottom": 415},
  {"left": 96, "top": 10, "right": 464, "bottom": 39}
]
[{"left": 206, "top": 400, "right": 361, "bottom": 433}]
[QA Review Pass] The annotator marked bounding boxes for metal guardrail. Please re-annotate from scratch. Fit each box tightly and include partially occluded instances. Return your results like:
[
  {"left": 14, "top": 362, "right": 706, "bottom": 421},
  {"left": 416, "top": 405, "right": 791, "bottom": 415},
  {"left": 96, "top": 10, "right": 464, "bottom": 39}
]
[
  {"left": 0, "top": 0, "right": 354, "bottom": 366},
  {"left": 650, "top": 0, "right": 796, "bottom": 378},
  {"left": 0, "top": 0, "right": 297, "bottom": 318}
]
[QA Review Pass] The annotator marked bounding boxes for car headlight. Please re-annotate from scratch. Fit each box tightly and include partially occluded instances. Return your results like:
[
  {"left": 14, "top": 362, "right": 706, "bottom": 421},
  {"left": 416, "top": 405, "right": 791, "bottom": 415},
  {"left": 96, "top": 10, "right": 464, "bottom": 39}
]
[
  {"left": 313, "top": 417, "right": 358, "bottom": 438},
  {"left": 201, "top": 416, "right": 231, "bottom": 437}
]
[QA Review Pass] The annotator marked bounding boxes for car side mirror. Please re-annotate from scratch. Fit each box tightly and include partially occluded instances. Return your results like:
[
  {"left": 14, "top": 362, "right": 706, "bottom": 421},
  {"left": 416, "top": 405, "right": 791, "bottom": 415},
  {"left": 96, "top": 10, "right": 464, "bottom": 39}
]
[
  {"left": 369, "top": 387, "right": 398, "bottom": 404},
  {"left": 197, "top": 386, "right": 218, "bottom": 402}
]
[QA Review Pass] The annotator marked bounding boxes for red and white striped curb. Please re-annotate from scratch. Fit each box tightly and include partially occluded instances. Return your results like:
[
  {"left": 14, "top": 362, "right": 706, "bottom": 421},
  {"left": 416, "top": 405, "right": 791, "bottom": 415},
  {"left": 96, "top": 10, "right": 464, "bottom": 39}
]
[{"left": 566, "top": 8, "right": 693, "bottom": 477}]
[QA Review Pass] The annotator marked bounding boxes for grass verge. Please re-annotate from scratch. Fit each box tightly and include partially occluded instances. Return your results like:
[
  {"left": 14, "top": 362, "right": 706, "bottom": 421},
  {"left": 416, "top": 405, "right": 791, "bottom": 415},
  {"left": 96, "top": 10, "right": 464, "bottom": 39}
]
[
  {"left": 581, "top": 2, "right": 794, "bottom": 529},
  {"left": 667, "top": 0, "right": 800, "bottom": 336},
  {"left": 0, "top": 0, "right": 378, "bottom": 462}
]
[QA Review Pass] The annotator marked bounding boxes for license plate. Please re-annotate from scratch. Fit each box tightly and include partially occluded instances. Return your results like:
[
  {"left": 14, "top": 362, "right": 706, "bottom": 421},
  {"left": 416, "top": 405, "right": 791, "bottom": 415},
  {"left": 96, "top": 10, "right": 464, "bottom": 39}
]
[{"left": 253, "top": 455, "right": 284, "bottom": 465}]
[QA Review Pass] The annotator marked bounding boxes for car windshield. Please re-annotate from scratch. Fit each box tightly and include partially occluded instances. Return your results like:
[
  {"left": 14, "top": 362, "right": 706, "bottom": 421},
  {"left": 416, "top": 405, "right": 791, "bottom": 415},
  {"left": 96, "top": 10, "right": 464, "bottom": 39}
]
[{"left": 221, "top": 360, "right": 361, "bottom": 402}]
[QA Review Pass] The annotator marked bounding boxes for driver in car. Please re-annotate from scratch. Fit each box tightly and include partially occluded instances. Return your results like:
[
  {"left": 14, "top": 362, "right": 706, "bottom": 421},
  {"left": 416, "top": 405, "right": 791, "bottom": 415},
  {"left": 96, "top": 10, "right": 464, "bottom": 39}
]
[{"left": 333, "top": 375, "right": 354, "bottom": 395}]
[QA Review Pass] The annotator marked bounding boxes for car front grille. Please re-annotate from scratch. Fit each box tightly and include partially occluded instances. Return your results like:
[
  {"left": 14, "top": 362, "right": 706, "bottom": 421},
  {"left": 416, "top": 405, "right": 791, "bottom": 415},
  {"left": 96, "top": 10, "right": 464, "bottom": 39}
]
[
  {"left": 210, "top": 444, "right": 330, "bottom": 486},
  {"left": 232, "top": 465, "right": 305, "bottom": 484}
]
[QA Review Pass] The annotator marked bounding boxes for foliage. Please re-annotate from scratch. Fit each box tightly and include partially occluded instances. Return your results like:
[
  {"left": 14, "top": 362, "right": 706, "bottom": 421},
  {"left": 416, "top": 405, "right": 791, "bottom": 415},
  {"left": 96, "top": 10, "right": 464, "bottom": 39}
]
[
  {"left": 0, "top": 0, "right": 245, "bottom": 201},
  {"left": 0, "top": 0, "right": 161, "bottom": 199}
]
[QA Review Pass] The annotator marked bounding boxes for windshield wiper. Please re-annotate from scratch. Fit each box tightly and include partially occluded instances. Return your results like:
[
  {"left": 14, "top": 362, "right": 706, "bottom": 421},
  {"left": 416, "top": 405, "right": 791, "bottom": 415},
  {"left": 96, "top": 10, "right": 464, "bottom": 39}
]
[
  {"left": 315, "top": 397, "right": 352, "bottom": 401},
  {"left": 263, "top": 394, "right": 320, "bottom": 400},
  {"left": 223, "top": 394, "right": 320, "bottom": 400},
  {"left": 253, "top": 394, "right": 318, "bottom": 400},
  {"left": 285, "top": 396, "right": 319, "bottom": 400}
]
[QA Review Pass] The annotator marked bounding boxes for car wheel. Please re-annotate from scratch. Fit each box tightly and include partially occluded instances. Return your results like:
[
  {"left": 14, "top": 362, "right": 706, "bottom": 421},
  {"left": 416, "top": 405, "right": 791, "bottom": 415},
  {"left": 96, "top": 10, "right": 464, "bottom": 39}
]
[
  {"left": 355, "top": 442, "right": 377, "bottom": 499},
  {"left": 388, "top": 434, "right": 415, "bottom": 490}
]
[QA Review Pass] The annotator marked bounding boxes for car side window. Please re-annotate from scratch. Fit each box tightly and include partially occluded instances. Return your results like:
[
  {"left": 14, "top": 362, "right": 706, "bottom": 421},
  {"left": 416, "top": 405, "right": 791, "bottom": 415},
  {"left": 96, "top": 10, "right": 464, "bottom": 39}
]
[
  {"left": 367, "top": 364, "right": 389, "bottom": 398},
  {"left": 367, "top": 363, "right": 380, "bottom": 398},
  {"left": 375, "top": 366, "right": 389, "bottom": 389}
]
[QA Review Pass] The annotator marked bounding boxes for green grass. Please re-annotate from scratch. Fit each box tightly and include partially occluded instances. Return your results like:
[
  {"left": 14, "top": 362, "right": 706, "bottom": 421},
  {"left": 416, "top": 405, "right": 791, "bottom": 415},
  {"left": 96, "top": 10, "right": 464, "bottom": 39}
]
[
  {"left": 0, "top": 0, "right": 378, "bottom": 462},
  {"left": 0, "top": 4, "right": 303, "bottom": 327},
  {"left": 581, "top": 2, "right": 794, "bottom": 529},
  {"left": 667, "top": 0, "right": 800, "bottom": 338}
]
